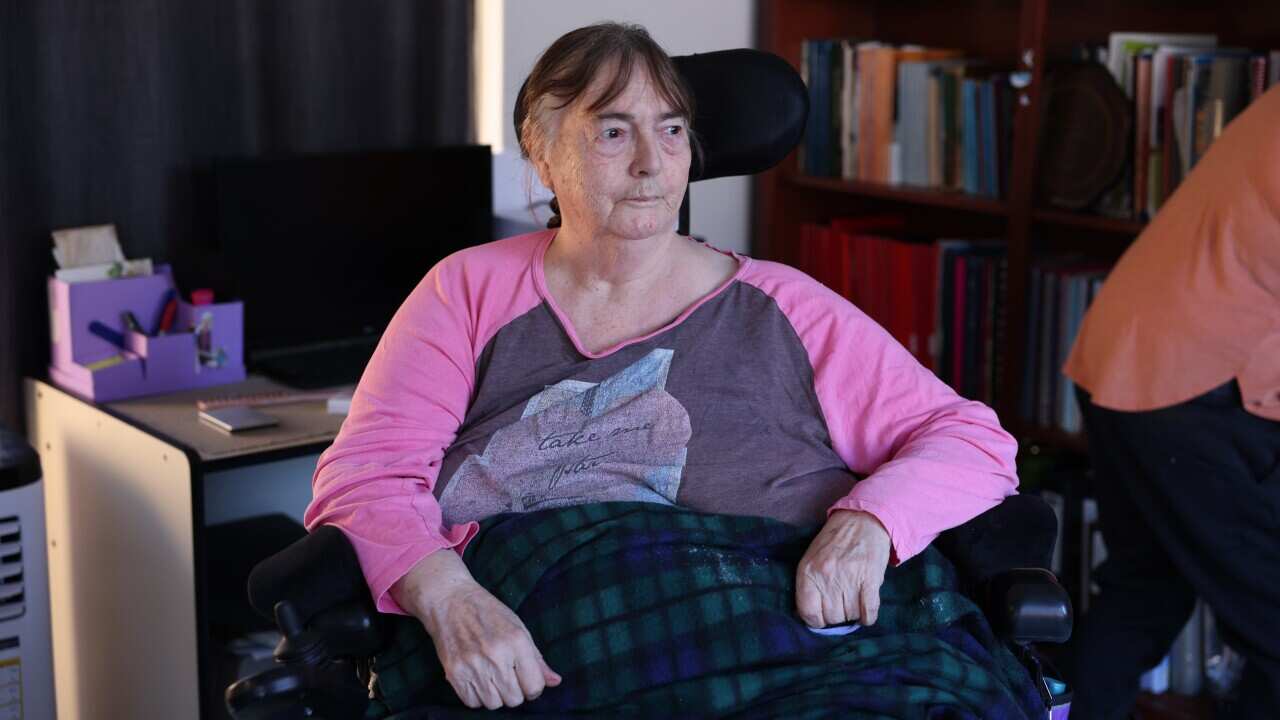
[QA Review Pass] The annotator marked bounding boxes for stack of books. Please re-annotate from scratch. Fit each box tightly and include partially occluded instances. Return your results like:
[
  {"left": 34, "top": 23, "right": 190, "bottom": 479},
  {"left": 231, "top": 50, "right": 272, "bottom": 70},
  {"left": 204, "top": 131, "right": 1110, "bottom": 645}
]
[
  {"left": 1019, "top": 258, "right": 1111, "bottom": 434},
  {"left": 1106, "top": 32, "right": 1280, "bottom": 220},
  {"left": 799, "top": 39, "right": 1014, "bottom": 198},
  {"left": 798, "top": 216, "right": 1008, "bottom": 405}
]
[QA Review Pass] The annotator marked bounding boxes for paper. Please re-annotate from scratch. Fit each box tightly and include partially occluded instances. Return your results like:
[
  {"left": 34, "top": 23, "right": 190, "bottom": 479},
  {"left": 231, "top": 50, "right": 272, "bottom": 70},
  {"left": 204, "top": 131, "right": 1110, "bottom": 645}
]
[
  {"left": 53, "top": 258, "right": 154, "bottom": 283},
  {"left": 51, "top": 224, "right": 125, "bottom": 269},
  {"left": 808, "top": 622, "right": 861, "bottom": 636}
]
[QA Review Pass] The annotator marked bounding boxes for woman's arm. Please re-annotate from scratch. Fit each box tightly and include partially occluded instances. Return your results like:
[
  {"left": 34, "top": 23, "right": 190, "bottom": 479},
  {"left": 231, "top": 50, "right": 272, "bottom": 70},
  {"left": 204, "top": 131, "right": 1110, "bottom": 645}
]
[
  {"left": 303, "top": 257, "right": 481, "bottom": 614},
  {"left": 750, "top": 261, "right": 1019, "bottom": 565}
]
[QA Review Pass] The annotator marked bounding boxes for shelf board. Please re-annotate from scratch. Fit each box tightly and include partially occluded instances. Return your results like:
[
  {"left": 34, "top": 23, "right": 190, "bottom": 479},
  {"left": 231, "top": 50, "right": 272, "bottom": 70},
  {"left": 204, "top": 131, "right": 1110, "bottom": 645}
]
[
  {"left": 786, "top": 174, "right": 1009, "bottom": 216},
  {"left": 1032, "top": 208, "right": 1146, "bottom": 235}
]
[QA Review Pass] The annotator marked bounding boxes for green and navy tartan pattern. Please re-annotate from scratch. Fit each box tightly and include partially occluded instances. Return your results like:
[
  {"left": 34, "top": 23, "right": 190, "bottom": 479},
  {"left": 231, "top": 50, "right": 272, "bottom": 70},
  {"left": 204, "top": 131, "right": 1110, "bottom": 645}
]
[{"left": 370, "top": 502, "right": 1043, "bottom": 719}]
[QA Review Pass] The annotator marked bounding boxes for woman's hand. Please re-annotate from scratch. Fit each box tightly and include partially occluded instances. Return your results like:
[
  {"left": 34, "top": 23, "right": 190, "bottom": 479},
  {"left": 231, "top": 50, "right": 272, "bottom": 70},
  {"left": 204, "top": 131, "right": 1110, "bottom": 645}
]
[
  {"left": 391, "top": 549, "right": 562, "bottom": 709},
  {"left": 795, "top": 509, "right": 892, "bottom": 628}
]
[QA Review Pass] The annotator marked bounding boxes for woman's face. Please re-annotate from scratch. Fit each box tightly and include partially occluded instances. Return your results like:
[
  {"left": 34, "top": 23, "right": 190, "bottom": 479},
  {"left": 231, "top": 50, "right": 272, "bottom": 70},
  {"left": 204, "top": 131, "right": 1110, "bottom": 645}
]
[{"left": 539, "top": 65, "right": 692, "bottom": 241}]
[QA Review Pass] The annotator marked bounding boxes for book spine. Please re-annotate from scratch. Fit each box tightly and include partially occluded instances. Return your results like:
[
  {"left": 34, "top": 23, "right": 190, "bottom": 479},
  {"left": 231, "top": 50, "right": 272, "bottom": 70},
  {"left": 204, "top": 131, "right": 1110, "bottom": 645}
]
[
  {"left": 1134, "top": 55, "right": 1153, "bottom": 221},
  {"left": 1020, "top": 264, "right": 1042, "bottom": 423},
  {"left": 962, "top": 79, "right": 980, "bottom": 195},
  {"left": 1249, "top": 54, "right": 1267, "bottom": 103},
  {"left": 952, "top": 255, "right": 968, "bottom": 392}
]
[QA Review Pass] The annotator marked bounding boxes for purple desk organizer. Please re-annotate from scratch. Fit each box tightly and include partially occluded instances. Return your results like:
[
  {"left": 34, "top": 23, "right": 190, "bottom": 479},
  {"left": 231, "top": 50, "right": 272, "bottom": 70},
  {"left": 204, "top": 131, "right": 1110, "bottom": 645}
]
[{"left": 47, "top": 265, "right": 246, "bottom": 402}]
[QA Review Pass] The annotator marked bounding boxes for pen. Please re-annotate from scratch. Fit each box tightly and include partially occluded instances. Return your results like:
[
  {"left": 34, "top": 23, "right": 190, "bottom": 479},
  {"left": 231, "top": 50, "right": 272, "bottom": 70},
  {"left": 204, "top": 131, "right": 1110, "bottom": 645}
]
[
  {"left": 88, "top": 320, "right": 127, "bottom": 349},
  {"left": 121, "top": 311, "right": 145, "bottom": 335},
  {"left": 151, "top": 288, "right": 177, "bottom": 335}
]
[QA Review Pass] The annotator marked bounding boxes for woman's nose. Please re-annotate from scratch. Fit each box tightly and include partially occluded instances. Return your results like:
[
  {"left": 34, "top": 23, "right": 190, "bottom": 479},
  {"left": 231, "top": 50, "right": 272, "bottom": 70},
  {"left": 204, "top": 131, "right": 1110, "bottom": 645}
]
[{"left": 630, "top": 131, "right": 661, "bottom": 177}]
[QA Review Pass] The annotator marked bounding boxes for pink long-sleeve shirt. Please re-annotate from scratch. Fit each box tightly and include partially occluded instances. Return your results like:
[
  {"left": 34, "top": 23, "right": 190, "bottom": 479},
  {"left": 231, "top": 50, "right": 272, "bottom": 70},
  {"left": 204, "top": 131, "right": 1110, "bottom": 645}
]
[{"left": 305, "top": 230, "right": 1019, "bottom": 614}]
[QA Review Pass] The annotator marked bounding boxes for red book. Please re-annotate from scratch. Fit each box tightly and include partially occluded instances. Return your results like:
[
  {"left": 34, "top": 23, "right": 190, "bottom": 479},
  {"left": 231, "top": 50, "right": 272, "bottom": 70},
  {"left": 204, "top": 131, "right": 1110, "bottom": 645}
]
[
  {"left": 799, "top": 223, "right": 816, "bottom": 281},
  {"left": 951, "top": 255, "right": 968, "bottom": 392},
  {"left": 913, "top": 242, "right": 939, "bottom": 370},
  {"left": 892, "top": 239, "right": 916, "bottom": 352},
  {"left": 830, "top": 216, "right": 906, "bottom": 311}
]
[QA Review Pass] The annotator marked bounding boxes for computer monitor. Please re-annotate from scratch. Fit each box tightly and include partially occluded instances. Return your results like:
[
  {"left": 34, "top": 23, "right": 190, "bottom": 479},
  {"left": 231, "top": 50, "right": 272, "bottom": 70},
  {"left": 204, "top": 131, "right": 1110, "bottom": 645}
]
[{"left": 212, "top": 145, "right": 492, "bottom": 386}]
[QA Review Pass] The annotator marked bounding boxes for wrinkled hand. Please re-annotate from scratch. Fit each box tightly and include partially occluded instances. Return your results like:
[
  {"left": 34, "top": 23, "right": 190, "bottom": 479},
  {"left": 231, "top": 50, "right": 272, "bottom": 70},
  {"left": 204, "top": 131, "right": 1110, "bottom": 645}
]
[
  {"left": 393, "top": 549, "right": 561, "bottom": 710},
  {"left": 795, "top": 509, "right": 892, "bottom": 628},
  {"left": 421, "top": 581, "right": 562, "bottom": 710}
]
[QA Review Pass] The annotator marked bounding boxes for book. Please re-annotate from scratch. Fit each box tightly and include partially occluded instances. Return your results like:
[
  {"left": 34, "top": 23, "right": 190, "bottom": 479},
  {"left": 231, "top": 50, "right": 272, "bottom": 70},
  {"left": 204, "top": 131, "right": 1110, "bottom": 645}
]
[
  {"left": 1106, "top": 32, "right": 1217, "bottom": 96},
  {"left": 1134, "top": 53, "right": 1153, "bottom": 220},
  {"left": 858, "top": 46, "right": 962, "bottom": 183}
]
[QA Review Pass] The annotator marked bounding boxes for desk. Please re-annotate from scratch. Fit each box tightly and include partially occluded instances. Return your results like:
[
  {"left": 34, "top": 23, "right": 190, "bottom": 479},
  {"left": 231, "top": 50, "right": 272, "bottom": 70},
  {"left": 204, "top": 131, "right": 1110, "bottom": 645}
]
[{"left": 24, "top": 376, "right": 346, "bottom": 719}]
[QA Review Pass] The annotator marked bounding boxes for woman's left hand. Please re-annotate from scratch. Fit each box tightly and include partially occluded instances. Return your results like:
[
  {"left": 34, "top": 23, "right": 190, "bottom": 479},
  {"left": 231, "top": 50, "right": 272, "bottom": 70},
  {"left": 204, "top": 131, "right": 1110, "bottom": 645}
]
[{"left": 795, "top": 509, "right": 892, "bottom": 628}]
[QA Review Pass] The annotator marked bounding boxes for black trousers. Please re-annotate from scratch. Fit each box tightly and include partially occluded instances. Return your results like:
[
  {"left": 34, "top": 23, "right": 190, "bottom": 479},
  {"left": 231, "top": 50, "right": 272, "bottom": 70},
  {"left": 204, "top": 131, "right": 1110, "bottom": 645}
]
[{"left": 1065, "top": 381, "right": 1280, "bottom": 719}]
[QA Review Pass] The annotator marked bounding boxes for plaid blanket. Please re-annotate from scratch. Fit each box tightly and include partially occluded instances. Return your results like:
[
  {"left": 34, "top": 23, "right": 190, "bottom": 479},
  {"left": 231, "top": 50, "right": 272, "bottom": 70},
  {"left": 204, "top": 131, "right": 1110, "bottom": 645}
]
[{"left": 369, "top": 502, "right": 1044, "bottom": 719}]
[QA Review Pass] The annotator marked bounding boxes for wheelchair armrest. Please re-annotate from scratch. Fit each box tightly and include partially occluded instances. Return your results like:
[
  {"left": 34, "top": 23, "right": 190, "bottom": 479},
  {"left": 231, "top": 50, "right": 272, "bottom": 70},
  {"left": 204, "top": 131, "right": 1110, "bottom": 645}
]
[
  {"left": 934, "top": 493, "right": 1059, "bottom": 584},
  {"left": 248, "top": 524, "right": 372, "bottom": 625},
  {"left": 982, "top": 568, "right": 1073, "bottom": 645},
  {"left": 229, "top": 527, "right": 391, "bottom": 720}
]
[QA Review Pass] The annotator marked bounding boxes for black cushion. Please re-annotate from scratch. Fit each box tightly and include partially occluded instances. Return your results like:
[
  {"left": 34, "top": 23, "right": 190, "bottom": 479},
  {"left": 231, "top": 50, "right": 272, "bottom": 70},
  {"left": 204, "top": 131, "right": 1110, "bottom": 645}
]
[
  {"left": 934, "top": 493, "right": 1059, "bottom": 584},
  {"left": 247, "top": 524, "right": 369, "bottom": 624}
]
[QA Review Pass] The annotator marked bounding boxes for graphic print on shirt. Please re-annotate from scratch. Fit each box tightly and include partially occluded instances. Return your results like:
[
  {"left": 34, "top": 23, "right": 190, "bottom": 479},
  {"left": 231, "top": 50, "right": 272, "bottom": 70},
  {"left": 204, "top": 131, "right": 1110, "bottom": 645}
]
[{"left": 439, "top": 348, "right": 692, "bottom": 525}]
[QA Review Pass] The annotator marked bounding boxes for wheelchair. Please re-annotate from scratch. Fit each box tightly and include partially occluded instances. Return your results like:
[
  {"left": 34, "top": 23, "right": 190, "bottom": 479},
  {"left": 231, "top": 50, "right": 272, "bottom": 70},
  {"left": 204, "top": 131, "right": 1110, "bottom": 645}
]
[{"left": 224, "top": 49, "right": 1073, "bottom": 720}]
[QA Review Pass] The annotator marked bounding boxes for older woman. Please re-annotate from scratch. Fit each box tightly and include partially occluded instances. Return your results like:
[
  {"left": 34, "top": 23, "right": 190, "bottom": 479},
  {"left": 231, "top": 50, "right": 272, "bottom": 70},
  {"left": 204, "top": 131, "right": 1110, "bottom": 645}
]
[{"left": 306, "top": 22, "right": 1020, "bottom": 714}]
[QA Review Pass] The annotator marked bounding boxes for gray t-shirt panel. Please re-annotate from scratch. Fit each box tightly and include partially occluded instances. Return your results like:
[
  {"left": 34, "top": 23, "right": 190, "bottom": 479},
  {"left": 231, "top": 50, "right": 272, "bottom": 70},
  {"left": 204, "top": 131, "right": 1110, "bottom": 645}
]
[{"left": 434, "top": 281, "right": 856, "bottom": 528}]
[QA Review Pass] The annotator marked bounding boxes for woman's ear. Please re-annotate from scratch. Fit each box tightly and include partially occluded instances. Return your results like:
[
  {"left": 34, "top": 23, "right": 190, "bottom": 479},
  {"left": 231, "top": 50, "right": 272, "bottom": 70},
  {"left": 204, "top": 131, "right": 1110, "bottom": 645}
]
[{"left": 533, "top": 156, "right": 555, "bottom": 195}]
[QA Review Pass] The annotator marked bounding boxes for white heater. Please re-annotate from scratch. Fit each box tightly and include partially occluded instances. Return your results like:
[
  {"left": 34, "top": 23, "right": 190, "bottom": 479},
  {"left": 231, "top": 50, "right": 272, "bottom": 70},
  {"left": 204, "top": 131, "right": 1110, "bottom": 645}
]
[{"left": 0, "top": 429, "right": 54, "bottom": 720}]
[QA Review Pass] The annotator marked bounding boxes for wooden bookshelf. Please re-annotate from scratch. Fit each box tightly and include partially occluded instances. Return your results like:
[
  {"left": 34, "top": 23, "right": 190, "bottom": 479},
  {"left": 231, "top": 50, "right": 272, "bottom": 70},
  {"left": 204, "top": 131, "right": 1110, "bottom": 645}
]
[
  {"left": 754, "top": 0, "right": 1280, "bottom": 445},
  {"left": 786, "top": 175, "right": 1010, "bottom": 216},
  {"left": 1032, "top": 208, "right": 1146, "bottom": 236}
]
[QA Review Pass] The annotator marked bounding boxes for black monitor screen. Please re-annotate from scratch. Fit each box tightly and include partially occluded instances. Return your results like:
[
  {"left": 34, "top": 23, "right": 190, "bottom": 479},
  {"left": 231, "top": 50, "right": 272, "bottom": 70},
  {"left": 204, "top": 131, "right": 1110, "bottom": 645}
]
[{"left": 213, "top": 146, "right": 492, "bottom": 360}]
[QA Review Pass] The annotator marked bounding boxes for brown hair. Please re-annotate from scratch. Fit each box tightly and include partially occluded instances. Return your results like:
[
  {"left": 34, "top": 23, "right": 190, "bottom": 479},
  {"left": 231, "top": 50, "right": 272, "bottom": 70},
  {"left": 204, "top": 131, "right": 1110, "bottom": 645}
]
[{"left": 516, "top": 22, "right": 701, "bottom": 227}]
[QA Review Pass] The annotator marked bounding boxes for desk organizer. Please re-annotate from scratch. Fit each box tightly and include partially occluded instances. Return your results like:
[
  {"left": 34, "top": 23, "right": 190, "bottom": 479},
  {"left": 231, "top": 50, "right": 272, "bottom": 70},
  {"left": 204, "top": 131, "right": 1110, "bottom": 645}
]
[{"left": 48, "top": 265, "right": 245, "bottom": 402}]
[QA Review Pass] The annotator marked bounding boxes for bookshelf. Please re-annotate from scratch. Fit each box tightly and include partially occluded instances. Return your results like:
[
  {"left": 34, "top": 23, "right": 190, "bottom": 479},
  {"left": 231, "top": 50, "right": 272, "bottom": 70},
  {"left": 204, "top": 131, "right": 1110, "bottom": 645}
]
[{"left": 753, "top": 0, "right": 1280, "bottom": 447}]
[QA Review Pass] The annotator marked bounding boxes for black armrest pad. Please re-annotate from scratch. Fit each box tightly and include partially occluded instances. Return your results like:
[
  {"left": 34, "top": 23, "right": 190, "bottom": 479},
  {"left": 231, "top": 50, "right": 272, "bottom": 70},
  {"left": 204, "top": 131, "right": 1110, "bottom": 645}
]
[
  {"left": 247, "top": 525, "right": 371, "bottom": 624},
  {"left": 934, "top": 493, "right": 1058, "bottom": 584},
  {"left": 984, "top": 568, "right": 1073, "bottom": 644}
]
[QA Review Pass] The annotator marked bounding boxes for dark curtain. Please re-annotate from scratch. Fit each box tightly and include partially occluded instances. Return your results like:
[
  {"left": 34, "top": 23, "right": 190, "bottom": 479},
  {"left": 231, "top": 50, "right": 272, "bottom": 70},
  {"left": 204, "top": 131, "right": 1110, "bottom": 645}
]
[{"left": 0, "top": 0, "right": 473, "bottom": 430}]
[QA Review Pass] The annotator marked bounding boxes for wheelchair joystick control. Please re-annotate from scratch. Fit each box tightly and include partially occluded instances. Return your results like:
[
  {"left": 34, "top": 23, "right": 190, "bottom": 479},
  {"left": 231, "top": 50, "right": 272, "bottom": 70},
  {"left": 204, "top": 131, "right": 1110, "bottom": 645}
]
[{"left": 275, "top": 601, "right": 304, "bottom": 638}]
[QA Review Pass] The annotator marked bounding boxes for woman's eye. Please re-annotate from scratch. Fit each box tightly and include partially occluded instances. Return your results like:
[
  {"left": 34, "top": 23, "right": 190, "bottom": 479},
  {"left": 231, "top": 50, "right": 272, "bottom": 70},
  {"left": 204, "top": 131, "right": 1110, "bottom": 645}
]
[
  {"left": 602, "top": 128, "right": 624, "bottom": 140},
  {"left": 664, "top": 125, "right": 684, "bottom": 136}
]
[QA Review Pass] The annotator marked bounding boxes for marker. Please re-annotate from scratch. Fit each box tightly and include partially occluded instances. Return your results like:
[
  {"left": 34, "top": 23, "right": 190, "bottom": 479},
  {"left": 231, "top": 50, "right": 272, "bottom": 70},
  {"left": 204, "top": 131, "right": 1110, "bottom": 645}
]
[
  {"left": 88, "top": 320, "right": 126, "bottom": 349},
  {"left": 151, "top": 289, "right": 176, "bottom": 335}
]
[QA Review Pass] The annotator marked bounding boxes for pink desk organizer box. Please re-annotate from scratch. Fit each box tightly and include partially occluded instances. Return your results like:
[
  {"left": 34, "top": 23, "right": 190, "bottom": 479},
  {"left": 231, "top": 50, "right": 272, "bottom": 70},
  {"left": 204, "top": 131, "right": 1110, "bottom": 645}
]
[{"left": 47, "top": 265, "right": 246, "bottom": 402}]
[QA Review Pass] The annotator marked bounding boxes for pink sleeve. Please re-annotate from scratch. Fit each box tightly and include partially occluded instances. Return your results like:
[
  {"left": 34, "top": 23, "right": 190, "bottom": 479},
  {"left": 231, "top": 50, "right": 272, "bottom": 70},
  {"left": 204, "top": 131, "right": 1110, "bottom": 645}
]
[
  {"left": 303, "top": 255, "right": 482, "bottom": 615},
  {"left": 748, "top": 261, "right": 1019, "bottom": 564}
]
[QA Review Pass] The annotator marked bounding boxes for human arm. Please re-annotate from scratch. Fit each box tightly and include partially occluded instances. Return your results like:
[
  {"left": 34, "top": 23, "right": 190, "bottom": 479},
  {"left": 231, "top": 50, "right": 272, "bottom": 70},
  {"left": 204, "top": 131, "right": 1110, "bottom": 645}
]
[{"left": 756, "top": 266, "right": 1018, "bottom": 624}]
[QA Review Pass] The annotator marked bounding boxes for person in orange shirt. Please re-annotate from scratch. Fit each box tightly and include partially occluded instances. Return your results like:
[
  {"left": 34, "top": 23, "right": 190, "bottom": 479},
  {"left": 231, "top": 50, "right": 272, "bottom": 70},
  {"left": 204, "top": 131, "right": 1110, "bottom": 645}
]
[{"left": 1063, "top": 85, "right": 1280, "bottom": 719}]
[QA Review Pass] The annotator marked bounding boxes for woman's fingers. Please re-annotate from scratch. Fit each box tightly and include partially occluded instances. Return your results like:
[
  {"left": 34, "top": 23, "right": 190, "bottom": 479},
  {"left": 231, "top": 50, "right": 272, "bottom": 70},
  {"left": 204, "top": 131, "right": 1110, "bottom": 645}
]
[
  {"left": 860, "top": 577, "right": 881, "bottom": 625},
  {"left": 795, "top": 574, "right": 825, "bottom": 627},
  {"left": 514, "top": 649, "right": 549, "bottom": 701},
  {"left": 481, "top": 675, "right": 508, "bottom": 710},
  {"left": 491, "top": 668, "right": 525, "bottom": 708},
  {"left": 458, "top": 679, "right": 482, "bottom": 709},
  {"left": 539, "top": 654, "right": 563, "bottom": 686},
  {"left": 819, "top": 580, "right": 846, "bottom": 626},
  {"left": 795, "top": 511, "right": 892, "bottom": 628}
]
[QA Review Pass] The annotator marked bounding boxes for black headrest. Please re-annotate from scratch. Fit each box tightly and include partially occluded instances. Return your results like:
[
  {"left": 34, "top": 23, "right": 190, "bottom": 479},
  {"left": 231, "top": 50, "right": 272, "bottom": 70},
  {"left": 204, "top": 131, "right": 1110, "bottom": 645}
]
[{"left": 512, "top": 48, "right": 807, "bottom": 183}]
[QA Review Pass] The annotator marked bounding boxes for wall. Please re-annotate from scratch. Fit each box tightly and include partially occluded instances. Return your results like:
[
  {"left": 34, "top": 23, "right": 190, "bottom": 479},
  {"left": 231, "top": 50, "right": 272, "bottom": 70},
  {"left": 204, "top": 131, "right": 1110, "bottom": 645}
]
[{"left": 483, "top": 0, "right": 756, "bottom": 252}]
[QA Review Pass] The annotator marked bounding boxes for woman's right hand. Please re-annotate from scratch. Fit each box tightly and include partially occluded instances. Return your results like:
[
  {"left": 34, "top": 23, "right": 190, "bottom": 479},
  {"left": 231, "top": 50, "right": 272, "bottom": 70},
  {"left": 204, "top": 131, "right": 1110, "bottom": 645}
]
[{"left": 390, "top": 548, "right": 562, "bottom": 710}]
